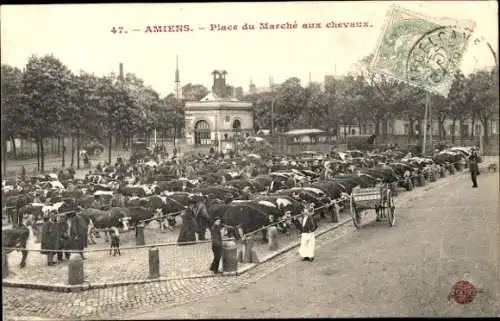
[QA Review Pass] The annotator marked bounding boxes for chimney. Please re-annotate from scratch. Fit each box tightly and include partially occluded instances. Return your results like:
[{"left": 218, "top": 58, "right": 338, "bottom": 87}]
[{"left": 119, "top": 63, "right": 124, "bottom": 81}]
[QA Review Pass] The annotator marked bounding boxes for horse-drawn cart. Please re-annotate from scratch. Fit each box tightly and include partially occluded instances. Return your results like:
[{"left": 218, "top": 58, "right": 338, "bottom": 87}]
[{"left": 349, "top": 183, "right": 396, "bottom": 228}]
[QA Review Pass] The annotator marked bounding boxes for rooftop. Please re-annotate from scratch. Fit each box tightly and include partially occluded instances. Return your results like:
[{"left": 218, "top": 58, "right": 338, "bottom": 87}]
[
  {"left": 199, "top": 92, "right": 239, "bottom": 102},
  {"left": 283, "top": 128, "right": 327, "bottom": 136}
]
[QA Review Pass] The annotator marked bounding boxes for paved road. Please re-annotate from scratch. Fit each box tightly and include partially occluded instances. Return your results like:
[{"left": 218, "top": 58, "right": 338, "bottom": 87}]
[
  {"left": 3, "top": 163, "right": 498, "bottom": 319},
  {"left": 125, "top": 170, "right": 500, "bottom": 318}
]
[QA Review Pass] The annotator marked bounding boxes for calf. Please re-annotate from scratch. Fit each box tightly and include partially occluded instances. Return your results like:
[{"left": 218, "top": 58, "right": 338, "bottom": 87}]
[{"left": 109, "top": 227, "right": 121, "bottom": 256}]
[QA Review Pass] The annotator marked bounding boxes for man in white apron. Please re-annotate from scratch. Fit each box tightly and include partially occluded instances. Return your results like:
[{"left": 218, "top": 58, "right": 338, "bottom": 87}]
[{"left": 298, "top": 204, "right": 317, "bottom": 262}]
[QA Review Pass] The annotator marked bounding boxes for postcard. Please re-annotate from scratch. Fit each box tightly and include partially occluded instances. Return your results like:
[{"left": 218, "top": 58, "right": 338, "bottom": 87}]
[{"left": 1, "top": 2, "right": 498, "bottom": 319}]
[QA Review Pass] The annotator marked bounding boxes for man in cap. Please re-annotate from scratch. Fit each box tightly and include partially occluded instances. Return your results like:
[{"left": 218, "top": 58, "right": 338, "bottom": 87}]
[
  {"left": 209, "top": 217, "right": 224, "bottom": 274},
  {"left": 41, "top": 214, "right": 60, "bottom": 266},
  {"left": 67, "top": 211, "right": 88, "bottom": 260},
  {"left": 468, "top": 147, "right": 480, "bottom": 188}
]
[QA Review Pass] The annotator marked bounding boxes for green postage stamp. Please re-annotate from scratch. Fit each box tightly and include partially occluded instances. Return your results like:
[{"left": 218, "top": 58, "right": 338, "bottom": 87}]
[{"left": 369, "top": 5, "right": 476, "bottom": 96}]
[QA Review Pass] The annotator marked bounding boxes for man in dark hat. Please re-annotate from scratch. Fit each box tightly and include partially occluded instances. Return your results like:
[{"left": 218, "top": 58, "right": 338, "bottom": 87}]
[
  {"left": 468, "top": 147, "right": 480, "bottom": 188},
  {"left": 209, "top": 217, "right": 224, "bottom": 274},
  {"left": 67, "top": 211, "right": 88, "bottom": 260},
  {"left": 194, "top": 196, "right": 210, "bottom": 241},
  {"left": 41, "top": 214, "right": 60, "bottom": 266},
  {"left": 57, "top": 214, "right": 71, "bottom": 262}
]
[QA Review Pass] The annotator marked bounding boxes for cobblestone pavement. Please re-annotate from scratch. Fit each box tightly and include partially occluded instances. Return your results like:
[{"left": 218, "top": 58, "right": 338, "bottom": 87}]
[{"left": 3, "top": 161, "right": 498, "bottom": 319}]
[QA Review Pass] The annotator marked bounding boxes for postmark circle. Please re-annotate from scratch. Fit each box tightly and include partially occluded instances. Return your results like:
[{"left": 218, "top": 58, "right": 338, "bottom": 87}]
[
  {"left": 450, "top": 280, "right": 477, "bottom": 304},
  {"left": 405, "top": 26, "right": 470, "bottom": 89}
]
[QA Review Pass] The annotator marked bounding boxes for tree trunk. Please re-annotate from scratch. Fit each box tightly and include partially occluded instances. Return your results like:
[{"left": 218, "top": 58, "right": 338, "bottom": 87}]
[
  {"left": 77, "top": 134, "right": 80, "bottom": 169},
  {"left": 451, "top": 119, "right": 456, "bottom": 144},
  {"left": 459, "top": 118, "right": 464, "bottom": 144},
  {"left": 10, "top": 136, "right": 17, "bottom": 160},
  {"left": 481, "top": 116, "right": 490, "bottom": 145},
  {"left": 36, "top": 136, "right": 40, "bottom": 172},
  {"left": 2, "top": 134, "right": 7, "bottom": 176},
  {"left": 438, "top": 118, "right": 446, "bottom": 141},
  {"left": 408, "top": 119, "right": 414, "bottom": 145},
  {"left": 61, "top": 134, "right": 66, "bottom": 168},
  {"left": 471, "top": 112, "right": 476, "bottom": 140},
  {"left": 40, "top": 136, "right": 45, "bottom": 173},
  {"left": 375, "top": 119, "right": 381, "bottom": 136},
  {"left": 71, "top": 136, "right": 75, "bottom": 167},
  {"left": 108, "top": 132, "right": 112, "bottom": 165}
]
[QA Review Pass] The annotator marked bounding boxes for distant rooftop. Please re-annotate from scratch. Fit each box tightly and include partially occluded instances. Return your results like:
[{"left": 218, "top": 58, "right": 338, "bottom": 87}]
[
  {"left": 211, "top": 70, "right": 228, "bottom": 75},
  {"left": 283, "top": 128, "right": 327, "bottom": 136},
  {"left": 200, "top": 92, "right": 239, "bottom": 102}
]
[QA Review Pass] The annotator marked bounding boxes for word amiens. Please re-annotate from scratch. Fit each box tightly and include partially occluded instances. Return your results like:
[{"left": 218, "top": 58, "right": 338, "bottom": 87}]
[
  {"left": 209, "top": 21, "right": 372, "bottom": 31},
  {"left": 111, "top": 25, "right": 193, "bottom": 34}
]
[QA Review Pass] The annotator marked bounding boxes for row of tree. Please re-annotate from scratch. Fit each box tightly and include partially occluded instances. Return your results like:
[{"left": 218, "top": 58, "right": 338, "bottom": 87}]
[
  {"left": 1, "top": 55, "right": 186, "bottom": 172},
  {"left": 1, "top": 54, "right": 498, "bottom": 173},
  {"left": 247, "top": 58, "right": 498, "bottom": 147}
]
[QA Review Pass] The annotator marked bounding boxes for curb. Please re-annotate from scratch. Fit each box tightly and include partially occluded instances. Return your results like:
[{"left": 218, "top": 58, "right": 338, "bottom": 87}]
[
  {"left": 3, "top": 163, "right": 492, "bottom": 292},
  {"left": 222, "top": 216, "right": 353, "bottom": 277}
]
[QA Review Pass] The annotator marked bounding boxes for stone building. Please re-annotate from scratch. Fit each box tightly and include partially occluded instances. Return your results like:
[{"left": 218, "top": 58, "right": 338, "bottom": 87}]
[{"left": 184, "top": 70, "right": 254, "bottom": 148}]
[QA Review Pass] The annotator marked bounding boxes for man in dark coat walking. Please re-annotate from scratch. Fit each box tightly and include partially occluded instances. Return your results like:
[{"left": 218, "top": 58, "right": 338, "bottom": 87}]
[
  {"left": 67, "top": 211, "right": 88, "bottom": 260},
  {"left": 57, "top": 215, "right": 70, "bottom": 262},
  {"left": 468, "top": 147, "right": 480, "bottom": 188},
  {"left": 209, "top": 217, "right": 224, "bottom": 274},
  {"left": 41, "top": 215, "right": 60, "bottom": 266}
]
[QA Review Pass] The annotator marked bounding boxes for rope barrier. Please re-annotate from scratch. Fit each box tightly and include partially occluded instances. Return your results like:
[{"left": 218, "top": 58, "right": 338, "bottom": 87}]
[
  {"left": 1, "top": 237, "right": 236, "bottom": 254},
  {"left": 139, "top": 209, "right": 185, "bottom": 223},
  {"left": 242, "top": 196, "right": 348, "bottom": 239}
]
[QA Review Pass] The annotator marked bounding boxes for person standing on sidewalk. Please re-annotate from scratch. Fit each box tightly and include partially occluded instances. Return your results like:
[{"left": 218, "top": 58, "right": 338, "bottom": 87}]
[
  {"left": 209, "top": 217, "right": 224, "bottom": 274},
  {"left": 468, "top": 147, "right": 480, "bottom": 188},
  {"left": 41, "top": 214, "right": 60, "bottom": 266},
  {"left": 298, "top": 204, "right": 317, "bottom": 262}
]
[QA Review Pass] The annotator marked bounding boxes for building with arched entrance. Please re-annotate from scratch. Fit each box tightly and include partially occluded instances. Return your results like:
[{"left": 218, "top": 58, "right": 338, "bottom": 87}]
[{"left": 184, "top": 70, "right": 254, "bottom": 150}]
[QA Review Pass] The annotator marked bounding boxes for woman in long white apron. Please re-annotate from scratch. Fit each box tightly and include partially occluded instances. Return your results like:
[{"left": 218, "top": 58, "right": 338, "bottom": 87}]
[{"left": 298, "top": 204, "right": 317, "bottom": 262}]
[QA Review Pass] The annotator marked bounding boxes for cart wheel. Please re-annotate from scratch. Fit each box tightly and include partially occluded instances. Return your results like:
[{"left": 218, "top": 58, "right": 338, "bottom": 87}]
[
  {"left": 385, "top": 190, "right": 396, "bottom": 227},
  {"left": 350, "top": 196, "right": 362, "bottom": 229}
]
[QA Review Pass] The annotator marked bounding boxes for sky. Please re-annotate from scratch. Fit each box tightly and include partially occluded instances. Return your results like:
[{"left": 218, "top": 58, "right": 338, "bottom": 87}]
[{"left": 1, "top": 1, "right": 498, "bottom": 97}]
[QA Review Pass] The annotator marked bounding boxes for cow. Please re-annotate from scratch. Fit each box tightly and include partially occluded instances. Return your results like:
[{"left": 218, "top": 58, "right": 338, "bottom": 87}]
[{"left": 2, "top": 225, "right": 30, "bottom": 268}]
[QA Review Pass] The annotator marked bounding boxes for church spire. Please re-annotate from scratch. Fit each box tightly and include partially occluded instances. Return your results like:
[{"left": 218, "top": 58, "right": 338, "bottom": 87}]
[{"left": 175, "top": 55, "right": 180, "bottom": 100}]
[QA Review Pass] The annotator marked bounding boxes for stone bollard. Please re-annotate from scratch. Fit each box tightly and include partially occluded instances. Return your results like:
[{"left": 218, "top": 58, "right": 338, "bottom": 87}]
[
  {"left": 440, "top": 166, "right": 446, "bottom": 178},
  {"left": 241, "top": 236, "right": 254, "bottom": 263},
  {"left": 136, "top": 223, "right": 145, "bottom": 246},
  {"left": 68, "top": 259, "right": 84, "bottom": 285},
  {"left": 148, "top": 247, "right": 160, "bottom": 279},
  {"left": 267, "top": 226, "right": 278, "bottom": 251},
  {"left": 418, "top": 174, "right": 426, "bottom": 187},
  {"left": 330, "top": 204, "right": 340, "bottom": 223},
  {"left": 222, "top": 241, "right": 238, "bottom": 273},
  {"left": 2, "top": 250, "right": 9, "bottom": 279}
]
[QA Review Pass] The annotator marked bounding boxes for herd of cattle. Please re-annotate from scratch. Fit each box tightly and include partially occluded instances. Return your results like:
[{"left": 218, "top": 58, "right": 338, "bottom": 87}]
[{"left": 2, "top": 146, "right": 474, "bottom": 268}]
